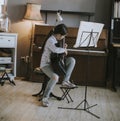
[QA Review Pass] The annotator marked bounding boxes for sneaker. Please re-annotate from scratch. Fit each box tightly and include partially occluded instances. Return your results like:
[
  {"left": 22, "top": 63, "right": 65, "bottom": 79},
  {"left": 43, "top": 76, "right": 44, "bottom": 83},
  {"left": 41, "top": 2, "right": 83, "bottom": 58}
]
[
  {"left": 62, "top": 81, "right": 76, "bottom": 88},
  {"left": 67, "top": 81, "right": 77, "bottom": 88},
  {"left": 41, "top": 98, "right": 49, "bottom": 107}
]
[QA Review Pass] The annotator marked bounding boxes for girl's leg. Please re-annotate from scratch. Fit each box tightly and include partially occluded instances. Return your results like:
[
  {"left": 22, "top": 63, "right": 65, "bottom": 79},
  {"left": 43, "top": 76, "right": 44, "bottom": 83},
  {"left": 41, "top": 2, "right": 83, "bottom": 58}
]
[
  {"left": 41, "top": 65, "right": 59, "bottom": 106},
  {"left": 63, "top": 57, "right": 76, "bottom": 82}
]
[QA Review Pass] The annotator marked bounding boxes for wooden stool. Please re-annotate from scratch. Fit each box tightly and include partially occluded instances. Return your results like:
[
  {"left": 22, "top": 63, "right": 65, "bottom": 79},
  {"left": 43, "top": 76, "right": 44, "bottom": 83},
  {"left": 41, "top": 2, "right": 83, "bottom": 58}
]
[{"left": 32, "top": 67, "right": 62, "bottom": 101}]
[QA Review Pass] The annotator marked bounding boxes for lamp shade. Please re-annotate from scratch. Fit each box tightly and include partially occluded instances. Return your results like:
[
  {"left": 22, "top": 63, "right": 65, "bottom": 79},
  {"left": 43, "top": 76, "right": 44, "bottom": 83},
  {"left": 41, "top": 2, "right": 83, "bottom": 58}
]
[{"left": 24, "top": 3, "right": 43, "bottom": 21}]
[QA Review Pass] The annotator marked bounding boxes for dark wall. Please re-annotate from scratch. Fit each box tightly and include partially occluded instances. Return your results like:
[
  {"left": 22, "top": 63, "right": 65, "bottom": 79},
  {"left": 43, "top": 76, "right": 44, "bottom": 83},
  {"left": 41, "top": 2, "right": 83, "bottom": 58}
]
[
  {"left": 41, "top": 0, "right": 96, "bottom": 12},
  {"left": 95, "top": 0, "right": 112, "bottom": 29}
]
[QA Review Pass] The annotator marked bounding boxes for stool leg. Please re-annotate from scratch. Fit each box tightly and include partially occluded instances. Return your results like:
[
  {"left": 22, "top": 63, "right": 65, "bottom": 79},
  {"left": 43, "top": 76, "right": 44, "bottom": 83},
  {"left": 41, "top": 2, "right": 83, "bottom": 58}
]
[
  {"left": 0, "top": 72, "right": 6, "bottom": 86},
  {"left": 32, "top": 76, "right": 49, "bottom": 97},
  {"left": 50, "top": 93, "right": 62, "bottom": 101},
  {"left": 40, "top": 75, "right": 62, "bottom": 101},
  {"left": 0, "top": 71, "right": 16, "bottom": 86},
  {"left": 66, "top": 89, "right": 74, "bottom": 102},
  {"left": 60, "top": 88, "right": 74, "bottom": 103},
  {"left": 5, "top": 71, "right": 16, "bottom": 86},
  {"left": 61, "top": 88, "right": 70, "bottom": 103},
  {"left": 32, "top": 74, "right": 62, "bottom": 101}
]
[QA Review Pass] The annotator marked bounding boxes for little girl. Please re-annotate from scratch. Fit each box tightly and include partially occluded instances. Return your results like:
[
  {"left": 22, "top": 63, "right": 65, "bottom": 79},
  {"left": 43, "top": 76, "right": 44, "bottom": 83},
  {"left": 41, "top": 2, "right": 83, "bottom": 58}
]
[{"left": 40, "top": 24, "right": 76, "bottom": 107}]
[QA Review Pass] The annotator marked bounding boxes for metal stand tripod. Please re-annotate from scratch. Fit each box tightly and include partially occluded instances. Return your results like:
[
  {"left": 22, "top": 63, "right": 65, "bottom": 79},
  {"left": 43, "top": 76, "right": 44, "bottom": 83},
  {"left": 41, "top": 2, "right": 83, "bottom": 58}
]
[{"left": 58, "top": 30, "right": 100, "bottom": 119}]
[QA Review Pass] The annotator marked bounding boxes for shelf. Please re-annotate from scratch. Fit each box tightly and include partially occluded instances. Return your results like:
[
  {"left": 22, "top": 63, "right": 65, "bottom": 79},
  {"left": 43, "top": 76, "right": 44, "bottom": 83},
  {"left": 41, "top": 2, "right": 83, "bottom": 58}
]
[
  {"left": 41, "top": 9, "right": 95, "bottom": 23},
  {"left": 41, "top": 10, "right": 95, "bottom": 16},
  {"left": 113, "top": 37, "right": 120, "bottom": 39},
  {"left": 0, "top": 62, "right": 13, "bottom": 64},
  {"left": 112, "top": 18, "right": 120, "bottom": 20},
  {"left": 0, "top": 33, "right": 17, "bottom": 81},
  {"left": 112, "top": 43, "right": 120, "bottom": 47}
]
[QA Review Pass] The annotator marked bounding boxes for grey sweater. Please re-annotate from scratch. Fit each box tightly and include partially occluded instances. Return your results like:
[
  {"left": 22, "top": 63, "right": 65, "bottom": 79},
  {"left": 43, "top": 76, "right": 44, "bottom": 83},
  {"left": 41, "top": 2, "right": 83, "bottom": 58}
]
[{"left": 40, "top": 35, "right": 65, "bottom": 68}]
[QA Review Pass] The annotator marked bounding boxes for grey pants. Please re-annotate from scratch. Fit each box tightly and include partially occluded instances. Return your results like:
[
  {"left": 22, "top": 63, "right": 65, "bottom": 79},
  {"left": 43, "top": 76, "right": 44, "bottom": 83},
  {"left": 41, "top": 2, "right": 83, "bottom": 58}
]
[{"left": 41, "top": 57, "right": 76, "bottom": 99}]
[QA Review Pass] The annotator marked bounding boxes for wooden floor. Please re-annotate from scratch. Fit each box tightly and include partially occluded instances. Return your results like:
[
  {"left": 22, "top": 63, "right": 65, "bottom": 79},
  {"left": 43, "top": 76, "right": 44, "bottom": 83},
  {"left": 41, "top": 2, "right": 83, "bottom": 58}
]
[{"left": 0, "top": 79, "right": 120, "bottom": 121}]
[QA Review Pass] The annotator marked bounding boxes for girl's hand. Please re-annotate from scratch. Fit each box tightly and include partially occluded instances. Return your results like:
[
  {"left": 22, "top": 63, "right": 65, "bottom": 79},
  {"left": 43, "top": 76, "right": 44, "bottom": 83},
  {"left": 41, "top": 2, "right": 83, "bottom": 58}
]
[
  {"left": 65, "top": 49, "right": 68, "bottom": 55},
  {"left": 64, "top": 43, "right": 68, "bottom": 48}
]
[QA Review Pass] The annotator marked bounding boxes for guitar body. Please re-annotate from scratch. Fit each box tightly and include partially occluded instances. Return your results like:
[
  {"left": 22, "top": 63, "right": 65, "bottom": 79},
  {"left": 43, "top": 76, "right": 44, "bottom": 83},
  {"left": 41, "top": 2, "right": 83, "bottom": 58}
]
[{"left": 50, "top": 39, "right": 66, "bottom": 76}]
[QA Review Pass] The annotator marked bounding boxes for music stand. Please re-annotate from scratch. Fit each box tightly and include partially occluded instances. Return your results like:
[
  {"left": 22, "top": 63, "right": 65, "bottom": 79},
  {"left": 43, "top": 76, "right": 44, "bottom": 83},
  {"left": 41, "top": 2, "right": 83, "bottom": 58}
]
[{"left": 58, "top": 21, "right": 104, "bottom": 119}]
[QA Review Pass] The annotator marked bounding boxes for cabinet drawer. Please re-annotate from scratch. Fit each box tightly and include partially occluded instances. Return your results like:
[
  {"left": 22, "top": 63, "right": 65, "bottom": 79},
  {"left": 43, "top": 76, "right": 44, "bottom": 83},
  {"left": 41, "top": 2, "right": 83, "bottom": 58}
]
[{"left": 0, "top": 36, "right": 15, "bottom": 48}]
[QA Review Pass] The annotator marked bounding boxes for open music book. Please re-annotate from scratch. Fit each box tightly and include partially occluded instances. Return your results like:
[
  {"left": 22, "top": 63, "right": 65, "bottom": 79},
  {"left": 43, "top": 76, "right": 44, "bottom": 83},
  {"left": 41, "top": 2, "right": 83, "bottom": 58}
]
[{"left": 73, "top": 21, "right": 104, "bottom": 48}]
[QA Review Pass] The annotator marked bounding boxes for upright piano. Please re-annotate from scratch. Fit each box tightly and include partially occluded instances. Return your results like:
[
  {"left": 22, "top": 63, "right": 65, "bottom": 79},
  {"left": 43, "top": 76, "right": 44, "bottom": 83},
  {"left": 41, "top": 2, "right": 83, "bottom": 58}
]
[{"left": 32, "top": 25, "right": 108, "bottom": 87}]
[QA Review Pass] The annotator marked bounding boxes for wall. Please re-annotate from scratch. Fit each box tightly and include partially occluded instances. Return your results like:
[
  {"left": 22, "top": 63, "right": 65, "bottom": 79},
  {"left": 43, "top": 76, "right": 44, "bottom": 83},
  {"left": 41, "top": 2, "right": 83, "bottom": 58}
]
[
  {"left": 7, "top": 0, "right": 42, "bottom": 76},
  {"left": 6, "top": 0, "right": 112, "bottom": 77},
  {"left": 95, "top": 0, "right": 112, "bottom": 29},
  {"left": 41, "top": 0, "right": 96, "bottom": 12},
  {"left": 7, "top": 0, "right": 112, "bottom": 27}
]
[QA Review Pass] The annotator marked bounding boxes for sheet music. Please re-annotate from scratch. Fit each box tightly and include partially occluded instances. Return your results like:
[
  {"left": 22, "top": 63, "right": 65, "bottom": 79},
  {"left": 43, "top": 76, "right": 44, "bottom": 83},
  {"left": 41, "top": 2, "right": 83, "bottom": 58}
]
[{"left": 73, "top": 21, "right": 104, "bottom": 48}]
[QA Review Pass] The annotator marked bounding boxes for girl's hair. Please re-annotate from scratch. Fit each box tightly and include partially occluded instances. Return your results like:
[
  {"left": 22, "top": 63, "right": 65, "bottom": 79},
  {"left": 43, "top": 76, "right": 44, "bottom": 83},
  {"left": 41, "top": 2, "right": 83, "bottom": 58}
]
[{"left": 41, "top": 24, "right": 68, "bottom": 53}]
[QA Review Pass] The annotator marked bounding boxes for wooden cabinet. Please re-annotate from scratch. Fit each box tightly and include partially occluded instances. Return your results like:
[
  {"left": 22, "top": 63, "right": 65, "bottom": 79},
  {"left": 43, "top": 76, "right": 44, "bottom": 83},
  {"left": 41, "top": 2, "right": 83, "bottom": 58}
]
[
  {"left": 108, "top": 0, "right": 120, "bottom": 91},
  {"left": 31, "top": 25, "right": 108, "bottom": 87},
  {"left": 0, "top": 33, "right": 17, "bottom": 85}
]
